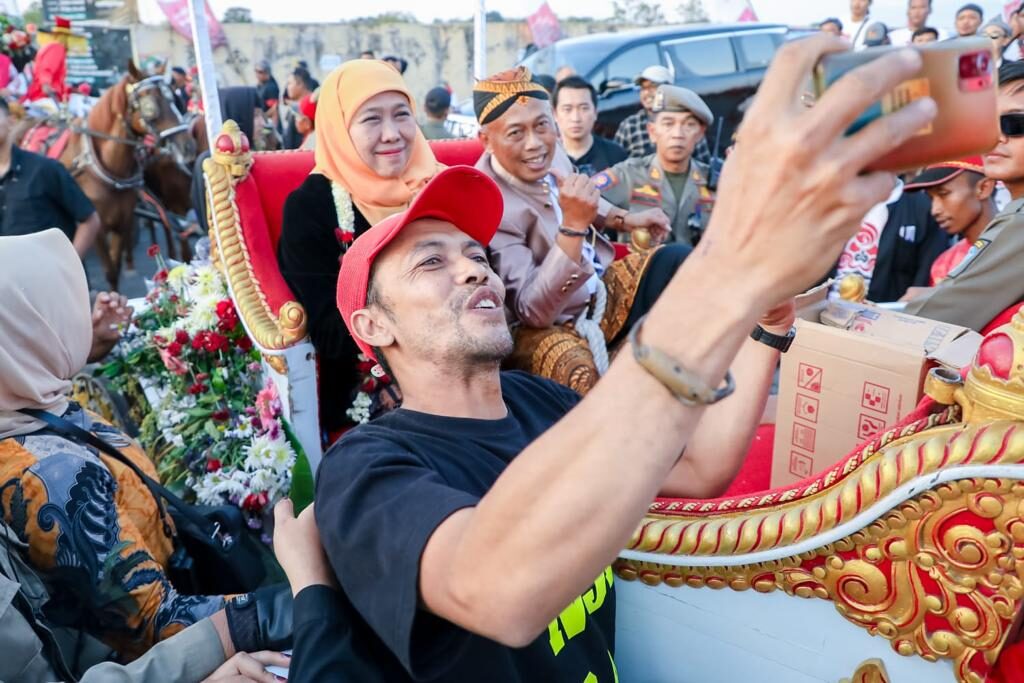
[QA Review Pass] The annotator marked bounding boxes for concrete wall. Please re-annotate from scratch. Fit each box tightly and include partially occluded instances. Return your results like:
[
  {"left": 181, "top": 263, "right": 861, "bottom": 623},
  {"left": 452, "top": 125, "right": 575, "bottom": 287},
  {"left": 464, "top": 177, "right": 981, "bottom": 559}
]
[{"left": 131, "top": 20, "right": 632, "bottom": 108}]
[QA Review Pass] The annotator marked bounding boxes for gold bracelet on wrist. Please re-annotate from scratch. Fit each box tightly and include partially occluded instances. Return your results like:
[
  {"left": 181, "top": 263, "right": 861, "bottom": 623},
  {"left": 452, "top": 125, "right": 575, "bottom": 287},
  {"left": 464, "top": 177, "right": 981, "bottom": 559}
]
[{"left": 628, "top": 314, "right": 735, "bottom": 406}]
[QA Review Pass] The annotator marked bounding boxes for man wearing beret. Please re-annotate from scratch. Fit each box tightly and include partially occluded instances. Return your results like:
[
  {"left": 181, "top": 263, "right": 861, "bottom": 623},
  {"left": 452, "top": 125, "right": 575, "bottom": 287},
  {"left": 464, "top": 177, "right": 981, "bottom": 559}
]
[{"left": 594, "top": 85, "right": 714, "bottom": 246}]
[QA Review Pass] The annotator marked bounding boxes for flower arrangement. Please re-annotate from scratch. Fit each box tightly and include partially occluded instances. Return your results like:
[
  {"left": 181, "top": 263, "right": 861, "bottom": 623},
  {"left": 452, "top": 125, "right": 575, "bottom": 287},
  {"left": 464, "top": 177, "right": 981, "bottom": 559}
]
[{"left": 102, "top": 246, "right": 302, "bottom": 538}]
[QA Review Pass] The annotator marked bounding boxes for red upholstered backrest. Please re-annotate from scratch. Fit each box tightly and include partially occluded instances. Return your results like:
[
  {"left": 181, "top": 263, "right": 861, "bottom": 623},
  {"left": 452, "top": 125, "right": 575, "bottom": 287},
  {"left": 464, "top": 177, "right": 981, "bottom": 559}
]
[{"left": 232, "top": 139, "right": 485, "bottom": 317}]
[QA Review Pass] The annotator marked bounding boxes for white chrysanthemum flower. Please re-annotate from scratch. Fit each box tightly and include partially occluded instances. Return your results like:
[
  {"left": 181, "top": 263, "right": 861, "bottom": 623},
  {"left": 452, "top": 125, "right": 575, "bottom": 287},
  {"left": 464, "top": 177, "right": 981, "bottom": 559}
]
[
  {"left": 189, "top": 266, "right": 226, "bottom": 301},
  {"left": 243, "top": 435, "right": 296, "bottom": 472},
  {"left": 182, "top": 296, "right": 218, "bottom": 334},
  {"left": 346, "top": 391, "right": 373, "bottom": 424}
]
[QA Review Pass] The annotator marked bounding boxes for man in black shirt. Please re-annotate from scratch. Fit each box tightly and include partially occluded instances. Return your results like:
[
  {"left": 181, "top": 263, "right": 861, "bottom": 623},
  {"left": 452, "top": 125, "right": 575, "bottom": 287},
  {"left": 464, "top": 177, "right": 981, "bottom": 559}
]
[
  {"left": 0, "top": 99, "right": 100, "bottom": 257},
  {"left": 554, "top": 76, "right": 627, "bottom": 176},
  {"left": 306, "top": 36, "right": 938, "bottom": 682},
  {"left": 254, "top": 59, "right": 279, "bottom": 113},
  {"left": 316, "top": 163, "right": 793, "bottom": 679}
]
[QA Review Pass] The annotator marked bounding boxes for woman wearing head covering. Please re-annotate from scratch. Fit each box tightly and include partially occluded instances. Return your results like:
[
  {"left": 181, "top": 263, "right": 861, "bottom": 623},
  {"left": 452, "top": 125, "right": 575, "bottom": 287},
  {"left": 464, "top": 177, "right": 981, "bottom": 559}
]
[
  {"left": 277, "top": 59, "right": 441, "bottom": 433},
  {"left": 0, "top": 230, "right": 224, "bottom": 660}
]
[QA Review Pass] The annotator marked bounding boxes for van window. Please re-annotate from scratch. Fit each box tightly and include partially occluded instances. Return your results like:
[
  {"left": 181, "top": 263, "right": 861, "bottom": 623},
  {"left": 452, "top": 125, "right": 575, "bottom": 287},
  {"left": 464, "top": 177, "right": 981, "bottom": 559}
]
[
  {"left": 737, "top": 33, "right": 778, "bottom": 69},
  {"left": 595, "top": 42, "right": 662, "bottom": 91},
  {"left": 667, "top": 37, "right": 737, "bottom": 77}
]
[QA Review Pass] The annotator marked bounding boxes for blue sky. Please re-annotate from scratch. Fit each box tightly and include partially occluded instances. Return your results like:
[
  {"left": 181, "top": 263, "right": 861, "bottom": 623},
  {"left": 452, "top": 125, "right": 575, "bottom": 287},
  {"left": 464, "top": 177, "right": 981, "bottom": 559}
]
[{"left": 135, "top": 0, "right": 1013, "bottom": 28}]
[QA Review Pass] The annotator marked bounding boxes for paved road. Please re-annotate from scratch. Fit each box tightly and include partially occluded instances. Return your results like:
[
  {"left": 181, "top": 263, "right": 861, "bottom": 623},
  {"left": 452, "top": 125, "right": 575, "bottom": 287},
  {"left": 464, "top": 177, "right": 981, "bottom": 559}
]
[{"left": 83, "top": 221, "right": 190, "bottom": 299}]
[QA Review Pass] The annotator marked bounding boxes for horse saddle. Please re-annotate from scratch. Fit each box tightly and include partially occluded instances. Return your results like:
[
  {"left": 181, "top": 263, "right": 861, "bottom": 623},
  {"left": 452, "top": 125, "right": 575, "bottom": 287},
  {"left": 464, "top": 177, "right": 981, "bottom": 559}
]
[{"left": 21, "top": 125, "right": 71, "bottom": 159}]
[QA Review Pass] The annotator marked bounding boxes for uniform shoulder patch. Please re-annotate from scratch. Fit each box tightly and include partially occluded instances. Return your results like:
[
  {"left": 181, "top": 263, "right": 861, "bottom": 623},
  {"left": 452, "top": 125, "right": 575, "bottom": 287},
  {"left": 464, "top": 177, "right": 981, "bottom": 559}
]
[
  {"left": 594, "top": 170, "right": 618, "bottom": 191},
  {"left": 947, "top": 238, "right": 991, "bottom": 279}
]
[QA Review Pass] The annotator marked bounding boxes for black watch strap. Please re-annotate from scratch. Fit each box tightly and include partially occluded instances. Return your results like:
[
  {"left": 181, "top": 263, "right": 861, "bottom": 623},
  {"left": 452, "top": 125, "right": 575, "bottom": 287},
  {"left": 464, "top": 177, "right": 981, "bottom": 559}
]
[{"left": 750, "top": 324, "right": 796, "bottom": 353}]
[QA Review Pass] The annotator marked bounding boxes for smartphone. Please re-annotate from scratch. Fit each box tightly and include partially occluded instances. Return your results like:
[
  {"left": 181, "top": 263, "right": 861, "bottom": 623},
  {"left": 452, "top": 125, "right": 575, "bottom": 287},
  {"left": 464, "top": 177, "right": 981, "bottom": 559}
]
[{"left": 813, "top": 37, "right": 998, "bottom": 172}]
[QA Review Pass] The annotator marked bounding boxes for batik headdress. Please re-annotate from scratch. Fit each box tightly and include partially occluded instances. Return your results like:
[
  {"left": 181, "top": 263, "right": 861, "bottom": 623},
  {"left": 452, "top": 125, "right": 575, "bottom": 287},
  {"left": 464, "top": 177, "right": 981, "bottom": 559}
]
[{"left": 473, "top": 66, "right": 550, "bottom": 125}]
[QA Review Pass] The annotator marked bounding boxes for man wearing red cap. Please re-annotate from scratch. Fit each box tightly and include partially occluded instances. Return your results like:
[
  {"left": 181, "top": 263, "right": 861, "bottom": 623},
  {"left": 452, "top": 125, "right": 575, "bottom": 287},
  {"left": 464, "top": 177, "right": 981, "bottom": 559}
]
[
  {"left": 904, "top": 61, "right": 1024, "bottom": 329},
  {"left": 902, "top": 156, "right": 997, "bottom": 292},
  {"left": 298, "top": 34, "right": 940, "bottom": 681}
]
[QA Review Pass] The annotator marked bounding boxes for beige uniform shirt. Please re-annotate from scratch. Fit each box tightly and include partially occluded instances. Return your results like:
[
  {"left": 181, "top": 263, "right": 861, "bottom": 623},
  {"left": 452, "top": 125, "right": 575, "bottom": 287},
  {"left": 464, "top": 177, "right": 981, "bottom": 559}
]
[
  {"left": 594, "top": 154, "right": 713, "bottom": 246},
  {"left": 904, "top": 198, "right": 1024, "bottom": 331}
]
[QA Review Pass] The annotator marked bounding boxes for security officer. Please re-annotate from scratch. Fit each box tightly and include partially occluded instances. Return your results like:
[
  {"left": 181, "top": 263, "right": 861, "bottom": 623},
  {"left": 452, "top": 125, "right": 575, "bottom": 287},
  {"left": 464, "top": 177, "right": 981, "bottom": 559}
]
[
  {"left": 594, "top": 84, "right": 714, "bottom": 246},
  {"left": 903, "top": 197, "right": 1024, "bottom": 330}
]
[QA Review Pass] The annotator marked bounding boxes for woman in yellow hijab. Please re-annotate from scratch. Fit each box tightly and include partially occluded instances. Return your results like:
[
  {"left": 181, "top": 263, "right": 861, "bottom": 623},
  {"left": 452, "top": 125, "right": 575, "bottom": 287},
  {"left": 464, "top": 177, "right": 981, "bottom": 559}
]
[{"left": 278, "top": 59, "right": 442, "bottom": 433}]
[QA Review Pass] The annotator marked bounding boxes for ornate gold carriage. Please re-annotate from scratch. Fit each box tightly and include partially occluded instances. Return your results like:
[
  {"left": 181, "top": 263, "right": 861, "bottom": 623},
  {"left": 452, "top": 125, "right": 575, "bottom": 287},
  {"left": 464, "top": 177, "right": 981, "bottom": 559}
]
[{"left": 203, "top": 121, "right": 1024, "bottom": 682}]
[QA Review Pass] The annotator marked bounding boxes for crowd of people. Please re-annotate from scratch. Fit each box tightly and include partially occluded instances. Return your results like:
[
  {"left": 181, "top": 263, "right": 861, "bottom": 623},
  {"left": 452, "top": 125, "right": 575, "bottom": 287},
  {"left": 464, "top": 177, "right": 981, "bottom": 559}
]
[
  {"left": 5, "top": 3, "right": 1024, "bottom": 680},
  {"left": 819, "top": 0, "right": 1022, "bottom": 54}
]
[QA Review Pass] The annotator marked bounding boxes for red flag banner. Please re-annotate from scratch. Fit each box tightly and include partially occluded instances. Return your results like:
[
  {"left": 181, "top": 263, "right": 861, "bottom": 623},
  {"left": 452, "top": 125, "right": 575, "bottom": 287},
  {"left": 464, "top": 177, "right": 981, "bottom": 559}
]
[
  {"left": 156, "top": 0, "right": 227, "bottom": 49},
  {"left": 527, "top": 2, "right": 562, "bottom": 49}
]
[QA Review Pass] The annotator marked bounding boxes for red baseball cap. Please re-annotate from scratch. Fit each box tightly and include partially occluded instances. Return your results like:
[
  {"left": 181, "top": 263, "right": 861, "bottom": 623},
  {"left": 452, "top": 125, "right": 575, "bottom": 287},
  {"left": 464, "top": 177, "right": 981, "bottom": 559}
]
[
  {"left": 905, "top": 156, "right": 985, "bottom": 190},
  {"left": 336, "top": 165, "right": 505, "bottom": 363}
]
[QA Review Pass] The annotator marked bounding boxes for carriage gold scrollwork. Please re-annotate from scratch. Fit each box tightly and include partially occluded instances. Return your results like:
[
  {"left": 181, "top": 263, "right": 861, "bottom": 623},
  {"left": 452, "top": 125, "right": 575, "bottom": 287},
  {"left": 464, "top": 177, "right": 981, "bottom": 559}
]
[{"left": 204, "top": 119, "right": 307, "bottom": 367}]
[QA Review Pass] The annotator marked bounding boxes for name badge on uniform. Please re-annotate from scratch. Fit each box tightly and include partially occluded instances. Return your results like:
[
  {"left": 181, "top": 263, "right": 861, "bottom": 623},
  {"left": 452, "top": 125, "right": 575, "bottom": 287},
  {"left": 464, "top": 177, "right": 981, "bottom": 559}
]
[
  {"left": 947, "top": 238, "right": 990, "bottom": 279},
  {"left": 630, "top": 184, "right": 661, "bottom": 208}
]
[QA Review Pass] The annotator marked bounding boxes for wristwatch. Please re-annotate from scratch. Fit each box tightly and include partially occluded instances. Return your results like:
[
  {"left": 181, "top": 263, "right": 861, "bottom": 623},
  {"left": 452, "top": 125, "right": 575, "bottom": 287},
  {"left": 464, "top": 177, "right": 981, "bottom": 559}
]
[{"left": 750, "top": 325, "right": 796, "bottom": 353}]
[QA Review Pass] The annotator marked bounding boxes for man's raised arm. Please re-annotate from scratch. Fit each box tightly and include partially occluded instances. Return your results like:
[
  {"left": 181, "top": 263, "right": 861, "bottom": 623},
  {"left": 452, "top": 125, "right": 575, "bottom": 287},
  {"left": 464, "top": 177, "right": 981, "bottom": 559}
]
[{"left": 420, "top": 37, "right": 937, "bottom": 647}]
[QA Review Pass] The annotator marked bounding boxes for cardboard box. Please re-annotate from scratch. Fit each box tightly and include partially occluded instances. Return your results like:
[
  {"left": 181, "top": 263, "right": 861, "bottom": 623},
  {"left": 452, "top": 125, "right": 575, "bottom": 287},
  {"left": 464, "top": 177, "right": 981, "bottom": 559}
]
[{"left": 771, "top": 297, "right": 981, "bottom": 489}]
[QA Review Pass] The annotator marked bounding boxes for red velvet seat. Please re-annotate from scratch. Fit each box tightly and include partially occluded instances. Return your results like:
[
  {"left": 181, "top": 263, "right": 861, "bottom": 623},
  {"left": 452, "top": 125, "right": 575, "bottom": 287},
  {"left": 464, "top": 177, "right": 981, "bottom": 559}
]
[{"left": 234, "top": 139, "right": 486, "bottom": 318}]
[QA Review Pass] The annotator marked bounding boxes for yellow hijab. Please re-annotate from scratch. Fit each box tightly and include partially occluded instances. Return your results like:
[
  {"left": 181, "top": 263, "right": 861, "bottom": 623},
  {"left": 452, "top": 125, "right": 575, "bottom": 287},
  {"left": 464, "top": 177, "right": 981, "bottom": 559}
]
[
  {"left": 313, "top": 60, "right": 441, "bottom": 225},
  {"left": 0, "top": 229, "right": 92, "bottom": 439}
]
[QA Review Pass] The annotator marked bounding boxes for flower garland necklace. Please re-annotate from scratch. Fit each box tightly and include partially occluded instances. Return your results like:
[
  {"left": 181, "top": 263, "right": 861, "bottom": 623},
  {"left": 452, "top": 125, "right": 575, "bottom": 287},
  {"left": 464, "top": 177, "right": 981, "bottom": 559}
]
[
  {"left": 331, "top": 181, "right": 356, "bottom": 248},
  {"left": 331, "top": 181, "right": 380, "bottom": 424}
]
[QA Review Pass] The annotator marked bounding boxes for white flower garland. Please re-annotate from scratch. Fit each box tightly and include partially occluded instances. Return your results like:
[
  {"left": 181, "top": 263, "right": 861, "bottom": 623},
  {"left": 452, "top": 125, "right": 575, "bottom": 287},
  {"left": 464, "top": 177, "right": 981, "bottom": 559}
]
[
  {"left": 331, "top": 181, "right": 356, "bottom": 246},
  {"left": 331, "top": 181, "right": 373, "bottom": 423}
]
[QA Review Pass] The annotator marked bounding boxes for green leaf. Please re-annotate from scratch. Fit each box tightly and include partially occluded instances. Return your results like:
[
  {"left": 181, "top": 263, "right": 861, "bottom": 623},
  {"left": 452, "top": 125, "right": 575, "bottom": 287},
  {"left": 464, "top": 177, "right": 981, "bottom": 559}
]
[
  {"left": 290, "top": 448, "right": 314, "bottom": 514},
  {"left": 203, "top": 419, "right": 221, "bottom": 442},
  {"left": 283, "top": 420, "right": 314, "bottom": 513}
]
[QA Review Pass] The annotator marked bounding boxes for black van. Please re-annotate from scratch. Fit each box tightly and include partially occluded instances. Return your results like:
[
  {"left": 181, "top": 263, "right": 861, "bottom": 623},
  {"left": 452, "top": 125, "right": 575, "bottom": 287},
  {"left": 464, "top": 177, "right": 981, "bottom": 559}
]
[{"left": 520, "top": 23, "right": 791, "bottom": 150}]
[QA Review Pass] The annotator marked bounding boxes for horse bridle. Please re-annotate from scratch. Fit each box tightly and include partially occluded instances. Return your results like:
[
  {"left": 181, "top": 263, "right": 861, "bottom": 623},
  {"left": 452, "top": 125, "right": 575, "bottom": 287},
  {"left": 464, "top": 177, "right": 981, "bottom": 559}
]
[{"left": 74, "top": 75, "right": 195, "bottom": 190}]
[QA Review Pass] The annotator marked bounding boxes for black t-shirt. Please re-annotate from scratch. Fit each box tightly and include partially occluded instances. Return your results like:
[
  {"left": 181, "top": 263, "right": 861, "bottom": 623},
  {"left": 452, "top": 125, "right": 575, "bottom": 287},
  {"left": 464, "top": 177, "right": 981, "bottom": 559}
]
[
  {"left": 571, "top": 136, "right": 628, "bottom": 177},
  {"left": 867, "top": 189, "right": 951, "bottom": 303},
  {"left": 0, "top": 146, "right": 95, "bottom": 240},
  {"left": 315, "top": 371, "right": 618, "bottom": 682}
]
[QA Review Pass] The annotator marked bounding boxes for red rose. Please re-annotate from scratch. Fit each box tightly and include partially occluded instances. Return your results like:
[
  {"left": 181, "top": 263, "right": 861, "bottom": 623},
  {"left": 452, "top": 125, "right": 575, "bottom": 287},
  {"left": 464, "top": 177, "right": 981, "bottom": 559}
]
[
  {"left": 206, "top": 458, "right": 222, "bottom": 472},
  {"left": 204, "top": 332, "right": 228, "bottom": 353},
  {"left": 242, "top": 492, "right": 268, "bottom": 512},
  {"left": 166, "top": 341, "right": 183, "bottom": 357},
  {"left": 191, "top": 331, "right": 207, "bottom": 351},
  {"left": 147, "top": 244, "right": 161, "bottom": 258},
  {"left": 187, "top": 383, "right": 207, "bottom": 395},
  {"left": 236, "top": 335, "right": 253, "bottom": 352},
  {"left": 216, "top": 300, "right": 234, "bottom": 318},
  {"left": 212, "top": 408, "right": 230, "bottom": 422},
  {"left": 153, "top": 269, "right": 168, "bottom": 283},
  {"left": 175, "top": 330, "right": 190, "bottom": 344}
]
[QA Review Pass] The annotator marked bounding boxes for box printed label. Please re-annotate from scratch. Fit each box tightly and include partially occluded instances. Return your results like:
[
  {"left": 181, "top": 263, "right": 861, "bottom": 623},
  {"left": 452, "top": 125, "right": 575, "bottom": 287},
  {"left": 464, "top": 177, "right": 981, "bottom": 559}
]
[
  {"left": 858, "top": 413, "right": 887, "bottom": 440},
  {"left": 861, "top": 382, "right": 891, "bottom": 414},
  {"left": 789, "top": 451, "right": 813, "bottom": 479},
  {"left": 797, "top": 363, "right": 823, "bottom": 393},
  {"left": 792, "top": 423, "right": 817, "bottom": 452},
  {"left": 795, "top": 394, "right": 819, "bottom": 423}
]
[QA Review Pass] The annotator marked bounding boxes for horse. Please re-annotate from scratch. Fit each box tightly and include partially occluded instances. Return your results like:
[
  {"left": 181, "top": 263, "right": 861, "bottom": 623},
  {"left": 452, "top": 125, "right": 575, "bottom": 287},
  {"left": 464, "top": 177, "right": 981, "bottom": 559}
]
[{"left": 57, "top": 61, "right": 194, "bottom": 289}]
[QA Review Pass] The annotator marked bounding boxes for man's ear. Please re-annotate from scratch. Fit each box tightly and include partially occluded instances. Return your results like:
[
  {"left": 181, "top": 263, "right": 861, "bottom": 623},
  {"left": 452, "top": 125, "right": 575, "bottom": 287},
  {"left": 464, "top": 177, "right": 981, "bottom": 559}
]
[
  {"left": 977, "top": 176, "right": 997, "bottom": 201},
  {"left": 646, "top": 120, "right": 656, "bottom": 139},
  {"left": 350, "top": 308, "right": 395, "bottom": 354},
  {"left": 478, "top": 124, "right": 490, "bottom": 151}
]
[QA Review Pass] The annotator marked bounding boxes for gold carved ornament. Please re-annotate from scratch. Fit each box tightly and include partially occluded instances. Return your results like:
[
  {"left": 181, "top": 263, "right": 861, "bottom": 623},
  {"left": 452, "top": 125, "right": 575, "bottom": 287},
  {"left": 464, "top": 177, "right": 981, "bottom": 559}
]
[
  {"left": 617, "top": 419, "right": 1024, "bottom": 683},
  {"left": 204, "top": 120, "right": 307, "bottom": 360},
  {"left": 841, "top": 659, "right": 890, "bottom": 683}
]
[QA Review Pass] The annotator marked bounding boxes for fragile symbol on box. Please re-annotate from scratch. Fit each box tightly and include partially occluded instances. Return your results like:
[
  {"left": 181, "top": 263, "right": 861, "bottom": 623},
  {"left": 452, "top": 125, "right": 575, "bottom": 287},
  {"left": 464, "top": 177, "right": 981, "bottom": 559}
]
[
  {"left": 789, "top": 451, "right": 813, "bottom": 479},
  {"left": 797, "top": 363, "right": 823, "bottom": 393},
  {"left": 792, "top": 423, "right": 816, "bottom": 452},
  {"left": 861, "top": 382, "right": 891, "bottom": 414},
  {"left": 795, "top": 394, "right": 819, "bottom": 423},
  {"left": 858, "top": 413, "right": 887, "bottom": 440}
]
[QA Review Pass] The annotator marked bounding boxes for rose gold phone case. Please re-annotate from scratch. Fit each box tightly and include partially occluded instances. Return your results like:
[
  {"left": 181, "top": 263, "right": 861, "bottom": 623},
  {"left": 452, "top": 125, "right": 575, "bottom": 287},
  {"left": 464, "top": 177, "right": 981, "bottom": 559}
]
[{"left": 815, "top": 37, "right": 999, "bottom": 172}]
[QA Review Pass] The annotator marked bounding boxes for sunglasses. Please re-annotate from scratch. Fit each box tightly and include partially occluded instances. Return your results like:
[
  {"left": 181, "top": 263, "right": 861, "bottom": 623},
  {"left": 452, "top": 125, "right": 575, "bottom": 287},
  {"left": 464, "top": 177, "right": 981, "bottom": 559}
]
[{"left": 1001, "top": 113, "right": 1024, "bottom": 137}]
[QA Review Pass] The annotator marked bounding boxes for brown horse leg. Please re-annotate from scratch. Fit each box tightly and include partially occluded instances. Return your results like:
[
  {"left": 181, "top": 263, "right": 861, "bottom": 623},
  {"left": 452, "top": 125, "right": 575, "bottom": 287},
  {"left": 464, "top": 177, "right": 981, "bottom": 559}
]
[{"left": 106, "top": 223, "right": 124, "bottom": 290}]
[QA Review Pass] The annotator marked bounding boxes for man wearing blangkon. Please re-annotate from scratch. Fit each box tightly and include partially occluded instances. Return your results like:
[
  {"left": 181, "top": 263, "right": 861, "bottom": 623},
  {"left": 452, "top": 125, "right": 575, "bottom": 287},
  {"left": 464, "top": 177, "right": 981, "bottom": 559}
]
[{"left": 312, "top": 36, "right": 938, "bottom": 681}]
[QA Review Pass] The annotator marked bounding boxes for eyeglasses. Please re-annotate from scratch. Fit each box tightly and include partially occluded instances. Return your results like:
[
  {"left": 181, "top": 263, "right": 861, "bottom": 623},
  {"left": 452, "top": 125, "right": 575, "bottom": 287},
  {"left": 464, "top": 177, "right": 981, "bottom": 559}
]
[{"left": 1001, "top": 113, "right": 1024, "bottom": 137}]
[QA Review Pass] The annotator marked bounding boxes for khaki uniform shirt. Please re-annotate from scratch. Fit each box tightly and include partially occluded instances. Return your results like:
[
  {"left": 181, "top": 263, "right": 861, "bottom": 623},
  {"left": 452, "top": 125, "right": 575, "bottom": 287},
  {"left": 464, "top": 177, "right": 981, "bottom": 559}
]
[
  {"left": 594, "top": 154, "right": 713, "bottom": 246},
  {"left": 904, "top": 198, "right": 1024, "bottom": 331}
]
